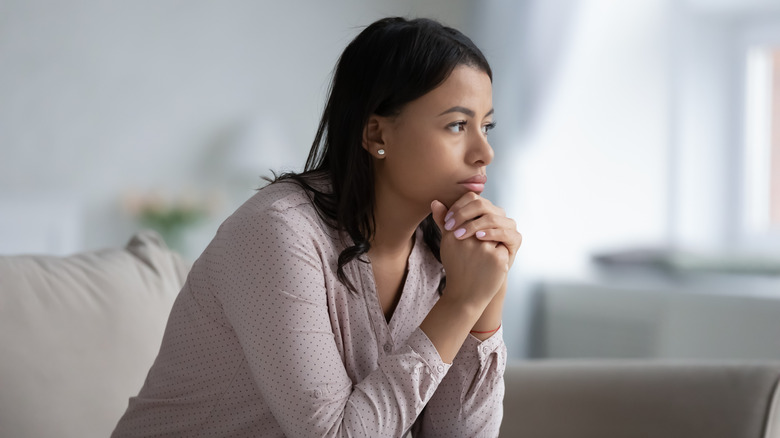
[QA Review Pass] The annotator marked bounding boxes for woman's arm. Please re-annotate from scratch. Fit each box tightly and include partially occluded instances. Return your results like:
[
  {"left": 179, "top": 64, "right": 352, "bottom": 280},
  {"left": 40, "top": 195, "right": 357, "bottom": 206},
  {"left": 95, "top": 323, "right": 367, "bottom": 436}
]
[
  {"left": 412, "top": 327, "right": 507, "bottom": 437},
  {"left": 413, "top": 194, "right": 520, "bottom": 437},
  {"left": 418, "top": 198, "right": 512, "bottom": 363},
  {"left": 420, "top": 194, "right": 520, "bottom": 359}
]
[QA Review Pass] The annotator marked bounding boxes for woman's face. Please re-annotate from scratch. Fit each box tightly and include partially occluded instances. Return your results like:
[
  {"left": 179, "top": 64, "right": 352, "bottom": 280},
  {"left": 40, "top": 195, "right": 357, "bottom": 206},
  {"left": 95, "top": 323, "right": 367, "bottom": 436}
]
[{"left": 372, "top": 65, "right": 495, "bottom": 211}]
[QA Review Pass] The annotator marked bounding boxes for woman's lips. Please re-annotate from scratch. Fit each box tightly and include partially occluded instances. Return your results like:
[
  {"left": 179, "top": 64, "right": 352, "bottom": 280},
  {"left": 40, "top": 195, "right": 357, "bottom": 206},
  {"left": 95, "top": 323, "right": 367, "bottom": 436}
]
[
  {"left": 460, "top": 183, "right": 485, "bottom": 192},
  {"left": 458, "top": 175, "right": 487, "bottom": 193}
]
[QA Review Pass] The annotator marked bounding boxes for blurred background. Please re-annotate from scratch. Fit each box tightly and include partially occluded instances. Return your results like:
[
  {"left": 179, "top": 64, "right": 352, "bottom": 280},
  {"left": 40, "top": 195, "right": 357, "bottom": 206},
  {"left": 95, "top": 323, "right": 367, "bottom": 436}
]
[{"left": 2, "top": 0, "right": 780, "bottom": 359}]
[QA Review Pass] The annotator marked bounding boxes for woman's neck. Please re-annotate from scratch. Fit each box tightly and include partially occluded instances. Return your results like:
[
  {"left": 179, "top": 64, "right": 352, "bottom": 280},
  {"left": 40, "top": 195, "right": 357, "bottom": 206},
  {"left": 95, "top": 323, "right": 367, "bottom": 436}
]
[
  {"left": 369, "top": 189, "right": 426, "bottom": 261},
  {"left": 369, "top": 209, "right": 417, "bottom": 262}
]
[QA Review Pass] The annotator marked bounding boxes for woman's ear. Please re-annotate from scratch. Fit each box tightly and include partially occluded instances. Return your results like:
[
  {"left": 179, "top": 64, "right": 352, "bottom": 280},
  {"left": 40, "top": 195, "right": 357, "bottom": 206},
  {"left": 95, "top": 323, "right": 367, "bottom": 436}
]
[{"left": 362, "top": 115, "right": 387, "bottom": 158}]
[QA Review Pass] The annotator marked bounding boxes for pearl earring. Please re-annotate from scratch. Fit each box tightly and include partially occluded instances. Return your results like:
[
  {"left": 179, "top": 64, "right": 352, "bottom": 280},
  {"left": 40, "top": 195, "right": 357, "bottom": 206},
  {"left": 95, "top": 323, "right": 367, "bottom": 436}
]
[{"left": 377, "top": 149, "right": 385, "bottom": 156}]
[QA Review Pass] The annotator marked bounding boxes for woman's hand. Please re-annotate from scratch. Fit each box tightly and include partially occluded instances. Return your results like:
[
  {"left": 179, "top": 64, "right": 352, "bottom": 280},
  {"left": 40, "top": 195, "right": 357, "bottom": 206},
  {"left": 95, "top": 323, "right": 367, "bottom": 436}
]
[
  {"left": 421, "top": 194, "right": 520, "bottom": 360},
  {"left": 431, "top": 193, "right": 522, "bottom": 339},
  {"left": 436, "top": 192, "right": 522, "bottom": 270},
  {"left": 430, "top": 196, "right": 514, "bottom": 309}
]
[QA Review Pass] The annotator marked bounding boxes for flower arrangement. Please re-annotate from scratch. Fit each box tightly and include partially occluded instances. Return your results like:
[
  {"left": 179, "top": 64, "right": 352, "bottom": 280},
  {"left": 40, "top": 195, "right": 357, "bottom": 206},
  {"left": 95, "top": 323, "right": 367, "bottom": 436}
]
[{"left": 122, "top": 189, "right": 222, "bottom": 251}]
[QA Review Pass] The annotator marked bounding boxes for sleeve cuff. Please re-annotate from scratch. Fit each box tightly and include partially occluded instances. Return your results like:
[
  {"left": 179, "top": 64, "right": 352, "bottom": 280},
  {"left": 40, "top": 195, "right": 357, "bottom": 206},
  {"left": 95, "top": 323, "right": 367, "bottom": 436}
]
[
  {"left": 407, "top": 327, "right": 452, "bottom": 378},
  {"left": 463, "top": 325, "right": 505, "bottom": 362}
]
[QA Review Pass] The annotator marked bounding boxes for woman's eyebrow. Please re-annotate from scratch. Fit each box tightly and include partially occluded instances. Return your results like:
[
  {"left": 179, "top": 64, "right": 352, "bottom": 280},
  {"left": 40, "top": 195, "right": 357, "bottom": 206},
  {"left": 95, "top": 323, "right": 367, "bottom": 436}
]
[
  {"left": 438, "top": 106, "right": 495, "bottom": 118},
  {"left": 439, "top": 106, "right": 474, "bottom": 117}
]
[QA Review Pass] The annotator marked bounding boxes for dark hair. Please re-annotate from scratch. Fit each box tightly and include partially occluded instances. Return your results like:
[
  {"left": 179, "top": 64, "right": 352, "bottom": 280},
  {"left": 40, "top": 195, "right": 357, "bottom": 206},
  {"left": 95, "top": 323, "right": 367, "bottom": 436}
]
[{"left": 273, "top": 17, "right": 492, "bottom": 291}]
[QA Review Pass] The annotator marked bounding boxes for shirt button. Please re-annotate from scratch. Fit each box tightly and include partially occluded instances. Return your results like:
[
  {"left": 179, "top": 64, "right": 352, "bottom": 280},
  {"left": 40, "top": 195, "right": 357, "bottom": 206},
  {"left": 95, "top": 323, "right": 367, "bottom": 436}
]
[
  {"left": 383, "top": 343, "right": 392, "bottom": 353},
  {"left": 436, "top": 365, "right": 444, "bottom": 373},
  {"left": 314, "top": 390, "right": 322, "bottom": 398}
]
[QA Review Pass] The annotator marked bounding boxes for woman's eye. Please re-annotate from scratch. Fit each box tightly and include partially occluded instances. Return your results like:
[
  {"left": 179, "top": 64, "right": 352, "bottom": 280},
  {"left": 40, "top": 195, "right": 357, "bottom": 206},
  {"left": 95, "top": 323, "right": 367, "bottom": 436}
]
[
  {"left": 447, "top": 122, "right": 466, "bottom": 133},
  {"left": 481, "top": 122, "right": 496, "bottom": 135}
]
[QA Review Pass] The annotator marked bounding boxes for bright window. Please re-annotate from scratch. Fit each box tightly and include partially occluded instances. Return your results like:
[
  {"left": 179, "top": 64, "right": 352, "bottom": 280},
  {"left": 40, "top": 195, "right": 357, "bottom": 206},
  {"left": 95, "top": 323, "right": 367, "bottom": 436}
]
[
  {"left": 744, "top": 46, "right": 780, "bottom": 236},
  {"left": 772, "top": 48, "right": 780, "bottom": 228}
]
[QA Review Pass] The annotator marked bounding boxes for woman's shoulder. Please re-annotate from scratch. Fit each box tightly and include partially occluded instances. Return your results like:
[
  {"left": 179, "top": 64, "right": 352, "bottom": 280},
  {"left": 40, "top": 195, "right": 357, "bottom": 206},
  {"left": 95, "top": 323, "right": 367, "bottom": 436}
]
[
  {"left": 224, "top": 175, "right": 334, "bottom": 239},
  {"left": 246, "top": 180, "right": 312, "bottom": 213}
]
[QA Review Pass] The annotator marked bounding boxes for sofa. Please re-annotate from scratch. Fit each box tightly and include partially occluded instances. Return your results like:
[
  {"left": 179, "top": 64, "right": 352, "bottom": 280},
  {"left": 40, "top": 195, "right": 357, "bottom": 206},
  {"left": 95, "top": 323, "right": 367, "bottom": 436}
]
[
  {"left": 1, "top": 231, "right": 779, "bottom": 438},
  {"left": 501, "top": 361, "right": 780, "bottom": 437},
  {"left": 0, "top": 231, "right": 188, "bottom": 438}
]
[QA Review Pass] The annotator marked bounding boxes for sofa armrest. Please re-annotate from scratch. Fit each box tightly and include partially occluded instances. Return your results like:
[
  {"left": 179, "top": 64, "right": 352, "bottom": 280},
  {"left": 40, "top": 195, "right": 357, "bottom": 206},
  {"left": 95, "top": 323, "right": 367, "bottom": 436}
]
[
  {"left": 767, "top": 376, "right": 780, "bottom": 438},
  {"left": 501, "top": 360, "right": 780, "bottom": 438}
]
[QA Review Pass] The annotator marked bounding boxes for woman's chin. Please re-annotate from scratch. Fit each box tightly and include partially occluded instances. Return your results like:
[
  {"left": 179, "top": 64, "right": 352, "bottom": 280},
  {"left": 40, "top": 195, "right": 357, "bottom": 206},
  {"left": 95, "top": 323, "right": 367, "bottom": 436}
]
[{"left": 436, "top": 193, "right": 464, "bottom": 209}]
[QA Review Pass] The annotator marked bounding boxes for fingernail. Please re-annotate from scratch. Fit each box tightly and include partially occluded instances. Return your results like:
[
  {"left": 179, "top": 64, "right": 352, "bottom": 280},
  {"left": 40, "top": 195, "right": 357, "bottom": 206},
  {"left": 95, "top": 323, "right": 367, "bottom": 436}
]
[
  {"left": 454, "top": 228, "right": 466, "bottom": 238},
  {"left": 444, "top": 211, "right": 454, "bottom": 222},
  {"left": 445, "top": 218, "right": 455, "bottom": 230},
  {"left": 476, "top": 231, "right": 486, "bottom": 238}
]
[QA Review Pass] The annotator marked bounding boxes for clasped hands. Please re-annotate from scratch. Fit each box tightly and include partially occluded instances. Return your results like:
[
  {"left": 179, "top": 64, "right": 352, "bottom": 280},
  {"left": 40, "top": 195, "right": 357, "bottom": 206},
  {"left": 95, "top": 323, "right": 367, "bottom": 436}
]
[{"left": 430, "top": 192, "right": 522, "bottom": 310}]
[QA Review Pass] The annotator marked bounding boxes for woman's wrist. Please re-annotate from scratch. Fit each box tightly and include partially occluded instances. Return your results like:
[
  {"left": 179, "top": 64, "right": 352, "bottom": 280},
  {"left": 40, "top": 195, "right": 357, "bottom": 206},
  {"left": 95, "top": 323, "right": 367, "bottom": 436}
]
[
  {"left": 421, "top": 293, "right": 485, "bottom": 363},
  {"left": 469, "top": 279, "right": 506, "bottom": 339},
  {"left": 439, "top": 283, "right": 494, "bottom": 315},
  {"left": 469, "top": 321, "right": 501, "bottom": 341},
  {"left": 470, "top": 323, "right": 501, "bottom": 334}
]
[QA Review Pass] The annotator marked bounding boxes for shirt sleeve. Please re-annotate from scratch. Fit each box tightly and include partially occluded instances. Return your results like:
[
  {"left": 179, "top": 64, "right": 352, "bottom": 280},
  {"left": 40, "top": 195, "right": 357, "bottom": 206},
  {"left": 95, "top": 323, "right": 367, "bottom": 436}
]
[
  {"left": 215, "top": 206, "right": 451, "bottom": 437},
  {"left": 412, "top": 327, "right": 507, "bottom": 437}
]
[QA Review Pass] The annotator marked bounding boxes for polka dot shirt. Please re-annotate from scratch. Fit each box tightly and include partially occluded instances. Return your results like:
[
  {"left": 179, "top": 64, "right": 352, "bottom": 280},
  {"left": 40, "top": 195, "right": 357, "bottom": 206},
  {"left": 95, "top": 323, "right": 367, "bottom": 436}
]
[{"left": 112, "top": 181, "right": 506, "bottom": 437}]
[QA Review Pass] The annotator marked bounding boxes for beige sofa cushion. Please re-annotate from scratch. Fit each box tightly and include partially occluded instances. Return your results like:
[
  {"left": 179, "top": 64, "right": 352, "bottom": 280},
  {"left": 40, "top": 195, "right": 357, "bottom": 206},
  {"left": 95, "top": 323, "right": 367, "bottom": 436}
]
[{"left": 0, "top": 231, "right": 189, "bottom": 438}]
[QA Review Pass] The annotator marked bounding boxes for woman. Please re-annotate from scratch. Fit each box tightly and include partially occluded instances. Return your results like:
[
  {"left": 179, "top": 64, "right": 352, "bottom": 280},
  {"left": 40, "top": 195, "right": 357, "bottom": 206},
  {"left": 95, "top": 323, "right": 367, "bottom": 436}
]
[{"left": 113, "top": 17, "right": 522, "bottom": 437}]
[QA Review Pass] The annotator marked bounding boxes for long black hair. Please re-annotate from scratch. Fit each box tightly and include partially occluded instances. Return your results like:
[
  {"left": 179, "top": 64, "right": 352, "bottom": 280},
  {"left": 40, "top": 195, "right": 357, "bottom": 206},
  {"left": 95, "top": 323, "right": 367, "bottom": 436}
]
[{"left": 273, "top": 17, "right": 492, "bottom": 291}]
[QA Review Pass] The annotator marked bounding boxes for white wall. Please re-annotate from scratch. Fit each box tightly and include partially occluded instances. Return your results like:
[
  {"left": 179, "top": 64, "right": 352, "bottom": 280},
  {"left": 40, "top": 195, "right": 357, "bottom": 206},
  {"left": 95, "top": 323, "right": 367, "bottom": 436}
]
[
  {"left": 670, "top": 5, "right": 736, "bottom": 251},
  {"left": 0, "top": 0, "right": 468, "bottom": 256},
  {"left": 472, "top": 0, "right": 672, "bottom": 278}
]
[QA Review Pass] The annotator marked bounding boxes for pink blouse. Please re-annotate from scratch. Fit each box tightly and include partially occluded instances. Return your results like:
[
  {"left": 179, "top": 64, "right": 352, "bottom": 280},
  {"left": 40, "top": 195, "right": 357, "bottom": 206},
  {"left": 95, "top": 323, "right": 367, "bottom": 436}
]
[{"left": 112, "top": 181, "right": 506, "bottom": 437}]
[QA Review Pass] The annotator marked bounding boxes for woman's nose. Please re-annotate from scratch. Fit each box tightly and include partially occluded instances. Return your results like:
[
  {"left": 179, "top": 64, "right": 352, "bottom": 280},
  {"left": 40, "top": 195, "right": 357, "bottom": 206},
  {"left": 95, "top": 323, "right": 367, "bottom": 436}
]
[{"left": 468, "top": 131, "right": 494, "bottom": 166}]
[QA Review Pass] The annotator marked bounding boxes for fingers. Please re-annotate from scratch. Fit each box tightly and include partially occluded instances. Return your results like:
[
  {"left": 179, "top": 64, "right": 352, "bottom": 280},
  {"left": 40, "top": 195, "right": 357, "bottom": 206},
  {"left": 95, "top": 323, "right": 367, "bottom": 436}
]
[
  {"left": 443, "top": 192, "right": 503, "bottom": 233},
  {"left": 430, "top": 200, "right": 449, "bottom": 232},
  {"left": 444, "top": 194, "right": 518, "bottom": 245},
  {"left": 452, "top": 214, "right": 516, "bottom": 241},
  {"left": 439, "top": 193, "right": 522, "bottom": 266},
  {"left": 475, "top": 227, "right": 523, "bottom": 254},
  {"left": 489, "top": 240, "right": 511, "bottom": 272}
]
